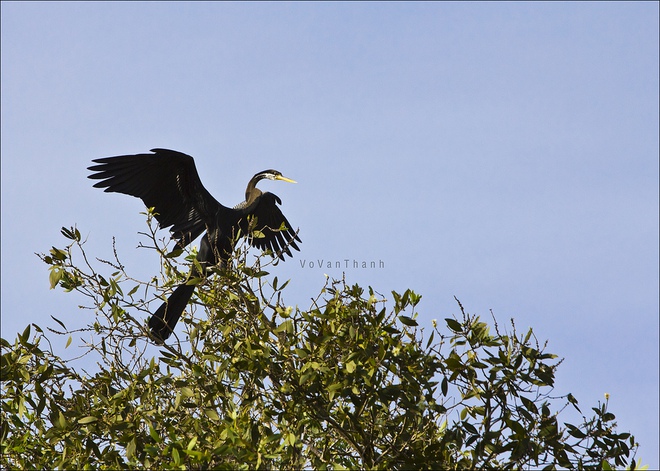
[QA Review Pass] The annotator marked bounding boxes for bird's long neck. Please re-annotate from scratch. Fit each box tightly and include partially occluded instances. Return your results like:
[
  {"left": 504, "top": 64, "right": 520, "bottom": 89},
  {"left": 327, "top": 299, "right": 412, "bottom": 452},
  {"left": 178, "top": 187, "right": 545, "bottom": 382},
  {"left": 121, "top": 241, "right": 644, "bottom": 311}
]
[{"left": 244, "top": 174, "right": 265, "bottom": 207}]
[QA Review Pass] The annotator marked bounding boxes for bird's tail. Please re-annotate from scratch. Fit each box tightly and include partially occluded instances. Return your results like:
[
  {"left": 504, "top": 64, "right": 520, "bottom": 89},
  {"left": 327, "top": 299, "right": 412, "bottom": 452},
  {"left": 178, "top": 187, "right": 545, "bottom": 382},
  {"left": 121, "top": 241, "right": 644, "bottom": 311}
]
[{"left": 148, "top": 283, "right": 196, "bottom": 343}]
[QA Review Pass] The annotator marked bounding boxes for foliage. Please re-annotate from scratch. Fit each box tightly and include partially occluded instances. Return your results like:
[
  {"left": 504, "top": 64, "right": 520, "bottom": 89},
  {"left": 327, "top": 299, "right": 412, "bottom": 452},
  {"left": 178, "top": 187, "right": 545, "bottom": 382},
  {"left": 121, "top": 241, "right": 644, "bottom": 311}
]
[{"left": 1, "top": 219, "right": 641, "bottom": 469}]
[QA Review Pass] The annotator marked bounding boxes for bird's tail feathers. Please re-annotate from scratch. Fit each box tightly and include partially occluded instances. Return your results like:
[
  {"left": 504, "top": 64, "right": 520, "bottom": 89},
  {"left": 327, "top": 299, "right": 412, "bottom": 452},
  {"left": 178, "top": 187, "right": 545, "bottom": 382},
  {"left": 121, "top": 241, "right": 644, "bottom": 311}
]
[{"left": 148, "top": 283, "right": 196, "bottom": 343}]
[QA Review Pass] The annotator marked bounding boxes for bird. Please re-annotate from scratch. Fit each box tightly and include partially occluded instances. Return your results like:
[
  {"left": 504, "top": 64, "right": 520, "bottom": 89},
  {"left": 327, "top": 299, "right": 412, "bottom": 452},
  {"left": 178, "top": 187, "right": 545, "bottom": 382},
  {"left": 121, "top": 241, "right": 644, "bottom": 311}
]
[{"left": 88, "top": 148, "right": 300, "bottom": 342}]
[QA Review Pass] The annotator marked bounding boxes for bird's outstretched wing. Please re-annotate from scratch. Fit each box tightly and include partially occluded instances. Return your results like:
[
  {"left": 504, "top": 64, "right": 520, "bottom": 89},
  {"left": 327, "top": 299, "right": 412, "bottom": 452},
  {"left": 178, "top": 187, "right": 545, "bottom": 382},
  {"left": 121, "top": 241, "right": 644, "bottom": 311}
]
[
  {"left": 243, "top": 192, "right": 301, "bottom": 260},
  {"left": 88, "top": 148, "right": 229, "bottom": 247}
]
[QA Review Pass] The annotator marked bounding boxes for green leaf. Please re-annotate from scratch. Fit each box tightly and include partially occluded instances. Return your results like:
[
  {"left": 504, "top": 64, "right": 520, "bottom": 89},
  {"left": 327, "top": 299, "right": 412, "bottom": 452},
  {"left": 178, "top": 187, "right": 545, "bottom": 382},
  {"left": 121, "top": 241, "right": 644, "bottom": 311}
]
[
  {"left": 165, "top": 248, "right": 184, "bottom": 258},
  {"left": 125, "top": 438, "right": 136, "bottom": 461},
  {"left": 285, "top": 432, "right": 296, "bottom": 446},
  {"left": 204, "top": 409, "right": 219, "bottom": 421},
  {"left": 20, "top": 324, "right": 31, "bottom": 343},
  {"left": 50, "top": 246, "right": 68, "bottom": 261},
  {"left": 174, "top": 391, "right": 182, "bottom": 409},
  {"left": 49, "top": 268, "right": 63, "bottom": 289},
  {"left": 426, "top": 330, "right": 435, "bottom": 349},
  {"left": 275, "top": 320, "right": 294, "bottom": 334},
  {"left": 58, "top": 411, "right": 67, "bottom": 429},
  {"left": 446, "top": 317, "right": 462, "bottom": 332},
  {"left": 148, "top": 423, "right": 160, "bottom": 442},
  {"left": 294, "top": 348, "right": 309, "bottom": 359},
  {"left": 398, "top": 315, "right": 418, "bottom": 327},
  {"left": 299, "top": 370, "right": 315, "bottom": 385},
  {"left": 520, "top": 395, "right": 538, "bottom": 414},
  {"left": 187, "top": 436, "right": 198, "bottom": 451},
  {"left": 566, "top": 424, "right": 586, "bottom": 439},
  {"left": 60, "top": 226, "right": 81, "bottom": 241},
  {"left": 78, "top": 416, "right": 98, "bottom": 424},
  {"left": 180, "top": 386, "right": 195, "bottom": 398},
  {"left": 567, "top": 393, "right": 581, "bottom": 413}
]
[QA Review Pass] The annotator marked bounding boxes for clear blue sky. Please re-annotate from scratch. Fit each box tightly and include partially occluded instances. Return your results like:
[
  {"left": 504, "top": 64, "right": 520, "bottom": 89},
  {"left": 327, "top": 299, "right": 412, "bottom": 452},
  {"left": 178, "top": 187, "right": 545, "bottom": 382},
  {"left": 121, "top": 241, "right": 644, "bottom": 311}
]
[{"left": 2, "top": 2, "right": 658, "bottom": 465}]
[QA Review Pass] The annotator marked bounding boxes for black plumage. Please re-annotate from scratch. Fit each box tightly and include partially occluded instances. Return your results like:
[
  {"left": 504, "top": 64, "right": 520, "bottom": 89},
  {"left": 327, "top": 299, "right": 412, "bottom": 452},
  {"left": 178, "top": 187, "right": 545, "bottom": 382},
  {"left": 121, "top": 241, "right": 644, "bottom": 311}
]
[{"left": 88, "top": 148, "right": 300, "bottom": 342}]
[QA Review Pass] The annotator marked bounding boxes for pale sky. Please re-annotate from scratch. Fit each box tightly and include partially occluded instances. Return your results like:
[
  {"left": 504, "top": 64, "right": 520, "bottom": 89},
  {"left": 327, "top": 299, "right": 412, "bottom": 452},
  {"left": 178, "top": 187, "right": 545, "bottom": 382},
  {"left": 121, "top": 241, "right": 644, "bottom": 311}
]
[{"left": 2, "top": 2, "right": 658, "bottom": 466}]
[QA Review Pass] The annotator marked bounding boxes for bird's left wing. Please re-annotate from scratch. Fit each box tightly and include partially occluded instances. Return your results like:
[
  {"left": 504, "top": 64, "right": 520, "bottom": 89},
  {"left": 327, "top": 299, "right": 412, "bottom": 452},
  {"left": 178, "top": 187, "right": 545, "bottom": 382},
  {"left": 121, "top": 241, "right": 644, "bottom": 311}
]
[
  {"left": 243, "top": 192, "right": 301, "bottom": 260},
  {"left": 88, "top": 148, "right": 229, "bottom": 247}
]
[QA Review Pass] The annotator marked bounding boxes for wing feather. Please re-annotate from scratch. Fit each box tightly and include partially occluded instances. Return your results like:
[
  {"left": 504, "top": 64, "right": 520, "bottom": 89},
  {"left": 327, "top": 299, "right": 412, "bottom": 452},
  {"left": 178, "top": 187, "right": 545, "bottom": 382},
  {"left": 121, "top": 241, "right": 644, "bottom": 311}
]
[
  {"left": 88, "top": 148, "right": 228, "bottom": 247},
  {"left": 243, "top": 192, "right": 301, "bottom": 260}
]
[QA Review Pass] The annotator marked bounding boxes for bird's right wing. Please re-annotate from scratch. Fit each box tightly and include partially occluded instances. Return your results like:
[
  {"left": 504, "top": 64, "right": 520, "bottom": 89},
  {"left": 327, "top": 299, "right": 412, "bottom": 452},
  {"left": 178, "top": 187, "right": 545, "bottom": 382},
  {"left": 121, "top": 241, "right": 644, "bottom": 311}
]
[
  {"left": 244, "top": 192, "right": 301, "bottom": 260},
  {"left": 88, "top": 148, "right": 229, "bottom": 247}
]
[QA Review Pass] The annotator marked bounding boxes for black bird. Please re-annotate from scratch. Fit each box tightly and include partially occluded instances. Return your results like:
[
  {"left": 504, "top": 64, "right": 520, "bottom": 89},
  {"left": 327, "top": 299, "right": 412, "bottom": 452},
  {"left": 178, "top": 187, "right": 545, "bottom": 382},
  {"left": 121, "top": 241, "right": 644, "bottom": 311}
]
[{"left": 88, "top": 148, "right": 300, "bottom": 342}]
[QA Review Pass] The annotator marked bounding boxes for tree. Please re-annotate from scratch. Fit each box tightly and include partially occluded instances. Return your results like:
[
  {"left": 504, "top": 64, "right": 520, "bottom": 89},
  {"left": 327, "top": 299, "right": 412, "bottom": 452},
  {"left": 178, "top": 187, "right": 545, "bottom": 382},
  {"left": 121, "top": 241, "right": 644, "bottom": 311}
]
[{"left": 1, "top": 216, "right": 643, "bottom": 469}]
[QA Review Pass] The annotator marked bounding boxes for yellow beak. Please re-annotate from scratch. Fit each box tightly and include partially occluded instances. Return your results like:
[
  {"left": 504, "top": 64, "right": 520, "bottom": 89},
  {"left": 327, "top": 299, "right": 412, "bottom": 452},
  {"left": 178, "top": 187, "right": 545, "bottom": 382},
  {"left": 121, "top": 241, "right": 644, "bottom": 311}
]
[{"left": 276, "top": 175, "right": 297, "bottom": 184}]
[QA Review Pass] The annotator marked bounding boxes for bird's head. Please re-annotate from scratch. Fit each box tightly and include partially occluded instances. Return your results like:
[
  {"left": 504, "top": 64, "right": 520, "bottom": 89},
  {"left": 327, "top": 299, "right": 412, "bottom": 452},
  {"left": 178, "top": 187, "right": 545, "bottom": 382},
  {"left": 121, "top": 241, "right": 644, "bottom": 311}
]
[{"left": 255, "top": 170, "right": 297, "bottom": 184}]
